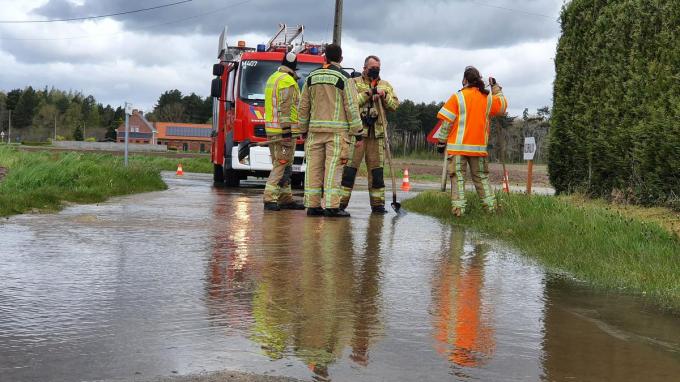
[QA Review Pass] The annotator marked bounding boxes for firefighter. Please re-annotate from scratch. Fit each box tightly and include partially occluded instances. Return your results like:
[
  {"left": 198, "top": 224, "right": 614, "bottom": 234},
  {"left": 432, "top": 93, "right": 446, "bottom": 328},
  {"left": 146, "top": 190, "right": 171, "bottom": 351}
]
[
  {"left": 339, "top": 55, "right": 399, "bottom": 214},
  {"left": 263, "top": 52, "right": 305, "bottom": 211},
  {"left": 436, "top": 66, "right": 508, "bottom": 216},
  {"left": 298, "top": 44, "right": 364, "bottom": 217}
]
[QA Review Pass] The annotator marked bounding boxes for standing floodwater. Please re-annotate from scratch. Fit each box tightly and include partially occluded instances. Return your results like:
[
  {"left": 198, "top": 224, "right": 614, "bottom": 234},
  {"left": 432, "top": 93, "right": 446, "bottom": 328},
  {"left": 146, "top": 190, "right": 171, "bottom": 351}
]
[{"left": 1, "top": 174, "right": 678, "bottom": 381}]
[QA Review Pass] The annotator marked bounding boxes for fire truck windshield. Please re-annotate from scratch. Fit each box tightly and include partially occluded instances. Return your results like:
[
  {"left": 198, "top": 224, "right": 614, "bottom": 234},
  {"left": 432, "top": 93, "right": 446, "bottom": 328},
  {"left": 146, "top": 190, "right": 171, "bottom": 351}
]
[{"left": 239, "top": 60, "right": 322, "bottom": 102}]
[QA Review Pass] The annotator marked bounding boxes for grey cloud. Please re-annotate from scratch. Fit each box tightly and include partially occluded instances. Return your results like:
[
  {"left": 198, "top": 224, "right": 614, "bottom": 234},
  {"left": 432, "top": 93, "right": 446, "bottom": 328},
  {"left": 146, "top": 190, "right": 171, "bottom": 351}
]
[{"left": 30, "top": 0, "right": 562, "bottom": 47}]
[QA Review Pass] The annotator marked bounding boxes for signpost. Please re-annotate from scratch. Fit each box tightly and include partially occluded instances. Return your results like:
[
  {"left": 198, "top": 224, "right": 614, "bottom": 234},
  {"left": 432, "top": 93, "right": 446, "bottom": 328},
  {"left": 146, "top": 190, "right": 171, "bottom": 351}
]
[
  {"left": 1, "top": 131, "right": 5, "bottom": 143},
  {"left": 524, "top": 137, "right": 537, "bottom": 194},
  {"left": 124, "top": 102, "right": 132, "bottom": 167}
]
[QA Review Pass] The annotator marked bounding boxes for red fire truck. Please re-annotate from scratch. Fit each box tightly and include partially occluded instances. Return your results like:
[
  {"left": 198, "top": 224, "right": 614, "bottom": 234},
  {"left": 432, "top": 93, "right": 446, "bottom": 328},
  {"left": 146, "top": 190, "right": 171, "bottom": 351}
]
[{"left": 210, "top": 25, "right": 326, "bottom": 187}]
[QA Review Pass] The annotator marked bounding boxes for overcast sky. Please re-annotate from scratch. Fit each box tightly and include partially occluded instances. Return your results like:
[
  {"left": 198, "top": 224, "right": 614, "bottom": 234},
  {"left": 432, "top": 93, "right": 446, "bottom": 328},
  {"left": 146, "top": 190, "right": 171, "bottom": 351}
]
[{"left": 0, "top": 0, "right": 564, "bottom": 116}]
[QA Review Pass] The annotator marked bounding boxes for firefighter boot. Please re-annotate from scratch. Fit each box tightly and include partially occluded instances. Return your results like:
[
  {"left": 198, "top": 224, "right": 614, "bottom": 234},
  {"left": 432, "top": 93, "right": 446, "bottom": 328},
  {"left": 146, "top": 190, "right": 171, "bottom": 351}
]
[
  {"left": 307, "top": 207, "right": 325, "bottom": 217},
  {"left": 264, "top": 202, "right": 281, "bottom": 211},
  {"left": 280, "top": 201, "right": 305, "bottom": 210},
  {"left": 324, "top": 208, "right": 351, "bottom": 218}
]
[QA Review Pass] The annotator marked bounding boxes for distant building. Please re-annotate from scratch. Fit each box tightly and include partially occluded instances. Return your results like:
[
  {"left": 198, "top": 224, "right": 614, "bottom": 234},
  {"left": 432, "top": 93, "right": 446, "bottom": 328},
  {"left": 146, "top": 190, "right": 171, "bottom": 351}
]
[
  {"left": 116, "top": 110, "right": 155, "bottom": 144},
  {"left": 155, "top": 122, "right": 212, "bottom": 153},
  {"left": 116, "top": 110, "right": 211, "bottom": 152}
]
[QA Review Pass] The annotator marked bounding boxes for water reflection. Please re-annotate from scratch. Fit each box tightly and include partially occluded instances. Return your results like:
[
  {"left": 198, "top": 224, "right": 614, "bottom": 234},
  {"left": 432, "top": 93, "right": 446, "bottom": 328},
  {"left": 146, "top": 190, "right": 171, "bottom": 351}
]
[
  {"left": 350, "top": 215, "right": 384, "bottom": 367},
  {"left": 431, "top": 227, "right": 495, "bottom": 373}
]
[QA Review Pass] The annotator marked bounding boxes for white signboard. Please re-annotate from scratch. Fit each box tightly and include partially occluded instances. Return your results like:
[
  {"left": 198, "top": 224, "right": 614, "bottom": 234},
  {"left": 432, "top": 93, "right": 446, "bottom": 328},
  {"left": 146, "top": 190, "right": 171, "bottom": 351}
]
[
  {"left": 524, "top": 137, "right": 537, "bottom": 161},
  {"left": 125, "top": 103, "right": 133, "bottom": 115}
]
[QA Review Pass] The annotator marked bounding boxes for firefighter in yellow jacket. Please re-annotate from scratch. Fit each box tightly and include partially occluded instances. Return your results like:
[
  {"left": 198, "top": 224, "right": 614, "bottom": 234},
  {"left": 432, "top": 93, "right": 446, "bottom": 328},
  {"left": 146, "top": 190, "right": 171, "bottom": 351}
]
[
  {"left": 436, "top": 66, "right": 508, "bottom": 216},
  {"left": 340, "top": 55, "right": 399, "bottom": 214},
  {"left": 263, "top": 52, "right": 305, "bottom": 211},
  {"left": 298, "top": 44, "right": 364, "bottom": 218}
]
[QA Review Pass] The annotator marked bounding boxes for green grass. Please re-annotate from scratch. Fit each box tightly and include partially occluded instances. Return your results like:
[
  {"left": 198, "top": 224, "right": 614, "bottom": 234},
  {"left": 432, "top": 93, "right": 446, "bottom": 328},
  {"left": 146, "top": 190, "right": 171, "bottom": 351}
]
[
  {"left": 127, "top": 155, "right": 213, "bottom": 174},
  {"left": 403, "top": 191, "right": 680, "bottom": 311},
  {"left": 0, "top": 146, "right": 169, "bottom": 217}
]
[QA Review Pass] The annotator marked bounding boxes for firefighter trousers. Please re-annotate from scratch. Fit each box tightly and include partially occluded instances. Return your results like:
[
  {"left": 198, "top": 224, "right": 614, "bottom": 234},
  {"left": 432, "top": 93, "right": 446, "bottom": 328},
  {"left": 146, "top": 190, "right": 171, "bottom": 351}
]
[
  {"left": 264, "top": 137, "right": 295, "bottom": 205},
  {"left": 447, "top": 155, "right": 496, "bottom": 214},
  {"left": 340, "top": 136, "right": 385, "bottom": 208},
  {"left": 304, "top": 131, "right": 350, "bottom": 209}
]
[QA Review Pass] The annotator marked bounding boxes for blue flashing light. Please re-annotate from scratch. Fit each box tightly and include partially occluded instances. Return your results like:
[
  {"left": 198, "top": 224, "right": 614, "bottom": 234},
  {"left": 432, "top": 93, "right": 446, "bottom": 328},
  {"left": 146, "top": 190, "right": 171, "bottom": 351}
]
[
  {"left": 257, "top": 44, "right": 266, "bottom": 52},
  {"left": 310, "top": 46, "right": 319, "bottom": 55}
]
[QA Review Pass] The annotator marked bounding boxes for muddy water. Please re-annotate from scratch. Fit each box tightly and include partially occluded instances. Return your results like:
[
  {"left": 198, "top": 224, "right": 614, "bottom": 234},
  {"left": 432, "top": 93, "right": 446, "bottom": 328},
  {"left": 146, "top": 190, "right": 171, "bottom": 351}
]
[{"left": 0, "top": 174, "right": 678, "bottom": 382}]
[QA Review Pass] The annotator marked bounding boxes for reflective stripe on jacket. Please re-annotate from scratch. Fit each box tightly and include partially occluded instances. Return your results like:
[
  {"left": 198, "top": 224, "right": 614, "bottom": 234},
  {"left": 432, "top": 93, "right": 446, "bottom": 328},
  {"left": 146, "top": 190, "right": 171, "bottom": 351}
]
[
  {"left": 354, "top": 75, "right": 399, "bottom": 138},
  {"left": 264, "top": 66, "right": 300, "bottom": 135},
  {"left": 437, "top": 86, "right": 508, "bottom": 156},
  {"left": 297, "top": 62, "right": 363, "bottom": 136}
]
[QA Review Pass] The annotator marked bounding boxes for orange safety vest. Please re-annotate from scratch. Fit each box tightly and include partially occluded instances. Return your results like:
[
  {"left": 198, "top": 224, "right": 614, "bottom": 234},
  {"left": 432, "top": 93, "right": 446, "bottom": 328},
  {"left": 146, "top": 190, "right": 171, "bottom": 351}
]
[{"left": 437, "top": 87, "right": 508, "bottom": 156}]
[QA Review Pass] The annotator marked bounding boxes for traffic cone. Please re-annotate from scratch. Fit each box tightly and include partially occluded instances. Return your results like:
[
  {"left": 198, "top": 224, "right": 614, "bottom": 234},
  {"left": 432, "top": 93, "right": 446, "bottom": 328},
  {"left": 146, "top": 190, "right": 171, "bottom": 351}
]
[
  {"left": 176, "top": 163, "right": 184, "bottom": 176},
  {"left": 401, "top": 168, "right": 411, "bottom": 192},
  {"left": 502, "top": 169, "right": 510, "bottom": 193}
]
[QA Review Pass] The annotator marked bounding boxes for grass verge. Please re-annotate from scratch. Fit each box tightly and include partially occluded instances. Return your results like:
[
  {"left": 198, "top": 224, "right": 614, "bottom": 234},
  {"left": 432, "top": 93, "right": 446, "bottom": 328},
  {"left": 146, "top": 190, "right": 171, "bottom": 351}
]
[
  {"left": 0, "top": 146, "right": 171, "bottom": 217},
  {"left": 402, "top": 191, "right": 680, "bottom": 311}
]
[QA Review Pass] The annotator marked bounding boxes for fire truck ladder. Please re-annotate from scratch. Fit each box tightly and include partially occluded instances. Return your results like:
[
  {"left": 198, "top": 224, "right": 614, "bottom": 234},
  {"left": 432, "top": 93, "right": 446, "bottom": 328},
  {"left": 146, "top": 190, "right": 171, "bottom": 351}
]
[{"left": 266, "top": 24, "right": 305, "bottom": 51}]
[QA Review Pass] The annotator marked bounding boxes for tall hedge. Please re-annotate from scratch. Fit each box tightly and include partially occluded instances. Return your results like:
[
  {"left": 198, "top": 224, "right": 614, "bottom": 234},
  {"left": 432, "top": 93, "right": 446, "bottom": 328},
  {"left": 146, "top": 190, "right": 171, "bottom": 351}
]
[{"left": 550, "top": 0, "right": 680, "bottom": 208}]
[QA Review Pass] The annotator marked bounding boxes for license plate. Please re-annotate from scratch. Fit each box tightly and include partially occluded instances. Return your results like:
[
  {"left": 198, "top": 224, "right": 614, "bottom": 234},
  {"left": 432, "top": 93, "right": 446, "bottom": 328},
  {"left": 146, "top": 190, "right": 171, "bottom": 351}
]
[{"left": 292, "top": 165, "right": 302, "bottom": 172}]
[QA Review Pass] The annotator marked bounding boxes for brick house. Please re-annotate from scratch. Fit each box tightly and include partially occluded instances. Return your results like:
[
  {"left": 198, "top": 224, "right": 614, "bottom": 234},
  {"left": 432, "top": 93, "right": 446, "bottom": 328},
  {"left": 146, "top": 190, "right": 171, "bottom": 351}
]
[
  {"left": 155, "top": 122, "right": 212, "bottom": 153},
  {"left": 115, "top": 111, "right": 211, "bottom": 152},
  {"left": 116, "top": 110, "right": 155, "bottom": 144}
]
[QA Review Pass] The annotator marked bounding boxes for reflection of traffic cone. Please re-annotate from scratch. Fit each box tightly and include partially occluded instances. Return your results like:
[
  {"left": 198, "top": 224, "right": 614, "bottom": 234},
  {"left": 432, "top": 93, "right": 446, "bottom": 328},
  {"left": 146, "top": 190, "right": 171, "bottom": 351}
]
[
  {"left": 176, "top": 163, "right": 184, "bottom": 176},
  {"left": 401, "top": 168, "right": 411, "bottom": 192}
]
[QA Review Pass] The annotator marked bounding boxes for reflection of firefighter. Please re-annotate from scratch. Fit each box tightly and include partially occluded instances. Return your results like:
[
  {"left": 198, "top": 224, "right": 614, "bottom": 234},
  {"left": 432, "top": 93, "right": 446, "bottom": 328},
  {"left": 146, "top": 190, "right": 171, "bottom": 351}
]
[
  {"left": 250, "top": 211, "right": 306, "bottom": 359},
  {"left": 431, "top": 227, "right": 495, "bottom": 368},
  {"left": 350, "top": 215, "right": 384, "bottom": 366},
  {"left": 249, "top": 216, "right": 359, "bottom": 381}
]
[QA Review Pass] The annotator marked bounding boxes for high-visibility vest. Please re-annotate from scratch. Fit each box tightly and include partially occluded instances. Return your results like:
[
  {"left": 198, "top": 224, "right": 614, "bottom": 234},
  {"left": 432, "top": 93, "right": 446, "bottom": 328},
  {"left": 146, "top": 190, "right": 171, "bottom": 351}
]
[
  {"left": 437, "top": 87, "right": 508, "bottom": 156},
  {"left": 264, "top": 69, "right": 300, "bottom": 135}
]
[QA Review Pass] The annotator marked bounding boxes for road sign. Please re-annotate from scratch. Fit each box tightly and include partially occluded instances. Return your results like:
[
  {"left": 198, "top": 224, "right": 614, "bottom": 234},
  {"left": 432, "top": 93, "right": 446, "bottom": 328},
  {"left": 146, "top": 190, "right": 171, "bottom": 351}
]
[
  {"left": 524, "top": 137, "right": 536, "bottom": 161},
  {"left": 427, "top": 121, "right": 444, "bottom": 144},
  {"left": 0, "top": 131, "right": 5, "bottom": 142}
]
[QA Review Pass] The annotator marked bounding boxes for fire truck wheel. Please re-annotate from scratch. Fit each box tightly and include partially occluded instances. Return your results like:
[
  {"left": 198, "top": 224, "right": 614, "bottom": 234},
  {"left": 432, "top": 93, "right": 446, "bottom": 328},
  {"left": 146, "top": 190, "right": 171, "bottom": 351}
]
[
  {"left": 224, "top": 168, "right": 241, "bottom": 187},
  {"left": 213, "top": 164, "right": 224, "bottom": 184}
]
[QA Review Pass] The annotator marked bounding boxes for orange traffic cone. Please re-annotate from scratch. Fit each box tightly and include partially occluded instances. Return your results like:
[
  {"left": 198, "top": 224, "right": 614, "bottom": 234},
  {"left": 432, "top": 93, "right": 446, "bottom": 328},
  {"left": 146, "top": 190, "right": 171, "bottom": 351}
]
[
  {"left": 502, "top": 169, "right": 510, "bottom": 193},
  {"left": 176, "top": 163, "right": 184, "bottom": 176},
  {"left": 401, "top": 168, "right": 411, "bottom": 192}
]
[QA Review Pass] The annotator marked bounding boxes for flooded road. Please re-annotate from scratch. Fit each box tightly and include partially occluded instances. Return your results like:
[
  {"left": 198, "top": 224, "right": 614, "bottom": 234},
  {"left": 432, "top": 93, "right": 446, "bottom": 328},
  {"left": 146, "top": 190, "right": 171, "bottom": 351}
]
[{"left": 1, "top": 173, "right": 679, "bottom": 382}]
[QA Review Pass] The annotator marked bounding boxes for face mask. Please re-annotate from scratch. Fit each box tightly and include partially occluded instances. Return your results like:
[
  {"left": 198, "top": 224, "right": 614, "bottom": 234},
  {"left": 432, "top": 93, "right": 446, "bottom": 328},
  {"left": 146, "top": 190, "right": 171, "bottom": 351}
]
[{"left": 367, "top": 68, "right": 380, "bottom": 79}]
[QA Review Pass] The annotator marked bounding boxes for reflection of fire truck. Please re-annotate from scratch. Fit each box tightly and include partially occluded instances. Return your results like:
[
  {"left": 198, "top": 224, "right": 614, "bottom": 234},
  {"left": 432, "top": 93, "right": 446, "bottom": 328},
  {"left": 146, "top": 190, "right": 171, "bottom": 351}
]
[{"left": 210, "top": 24, "right": 326, "bottom": 187}]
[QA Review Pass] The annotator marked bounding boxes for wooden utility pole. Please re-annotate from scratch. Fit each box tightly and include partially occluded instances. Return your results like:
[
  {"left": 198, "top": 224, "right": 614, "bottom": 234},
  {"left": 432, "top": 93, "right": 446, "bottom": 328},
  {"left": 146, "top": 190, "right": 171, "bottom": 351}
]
[{"left": 332, "top": 0, "right": 343, "bottom": 46}]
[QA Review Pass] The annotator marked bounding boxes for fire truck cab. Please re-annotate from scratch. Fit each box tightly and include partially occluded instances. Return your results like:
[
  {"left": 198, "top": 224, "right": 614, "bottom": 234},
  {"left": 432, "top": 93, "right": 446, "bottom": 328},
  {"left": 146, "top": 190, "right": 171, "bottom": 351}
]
[{"left": 210, "top": 25, "right": 325, "bottom": 187}]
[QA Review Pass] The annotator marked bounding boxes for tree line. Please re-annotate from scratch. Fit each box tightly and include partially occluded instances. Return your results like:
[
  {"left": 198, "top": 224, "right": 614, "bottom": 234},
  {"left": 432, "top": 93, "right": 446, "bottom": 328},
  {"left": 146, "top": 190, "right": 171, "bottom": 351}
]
[
  {"left": 551, "top": 0, "right": 679, "bottom": 209},
  {"left": 1, "top": 86, "right": 550, "bottom": 165},
  {"left": 0, "top": 87, "right": 213, "bottom": 142}
]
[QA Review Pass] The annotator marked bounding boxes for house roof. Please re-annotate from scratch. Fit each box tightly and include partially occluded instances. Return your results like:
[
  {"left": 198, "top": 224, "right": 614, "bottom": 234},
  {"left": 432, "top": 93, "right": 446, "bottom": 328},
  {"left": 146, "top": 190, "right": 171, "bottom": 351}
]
[
  {"left": 155, "top": 122, "right": 212, "bottom": 141},
  {"left": 116, "top": 111, "right": 155, "bottom": 133}
]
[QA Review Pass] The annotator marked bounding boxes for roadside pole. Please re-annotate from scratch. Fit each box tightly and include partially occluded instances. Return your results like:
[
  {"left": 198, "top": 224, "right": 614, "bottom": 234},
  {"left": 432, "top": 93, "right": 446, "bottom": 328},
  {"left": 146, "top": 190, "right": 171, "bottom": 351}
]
[
  {"left": 524, "top": 137, "right": 536, "bottom": 195},
  {"left": 124, "top": 102, "right": 131, "bottom": 167},
  {"left": 54, "top": 114, "right": 57, "bottom": 140},
  {"left": 332, "top": 0, "right": 343, "bottom": 46},
  {"left": 8, "top": 110, "right": 11, "bottom": 144}
]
